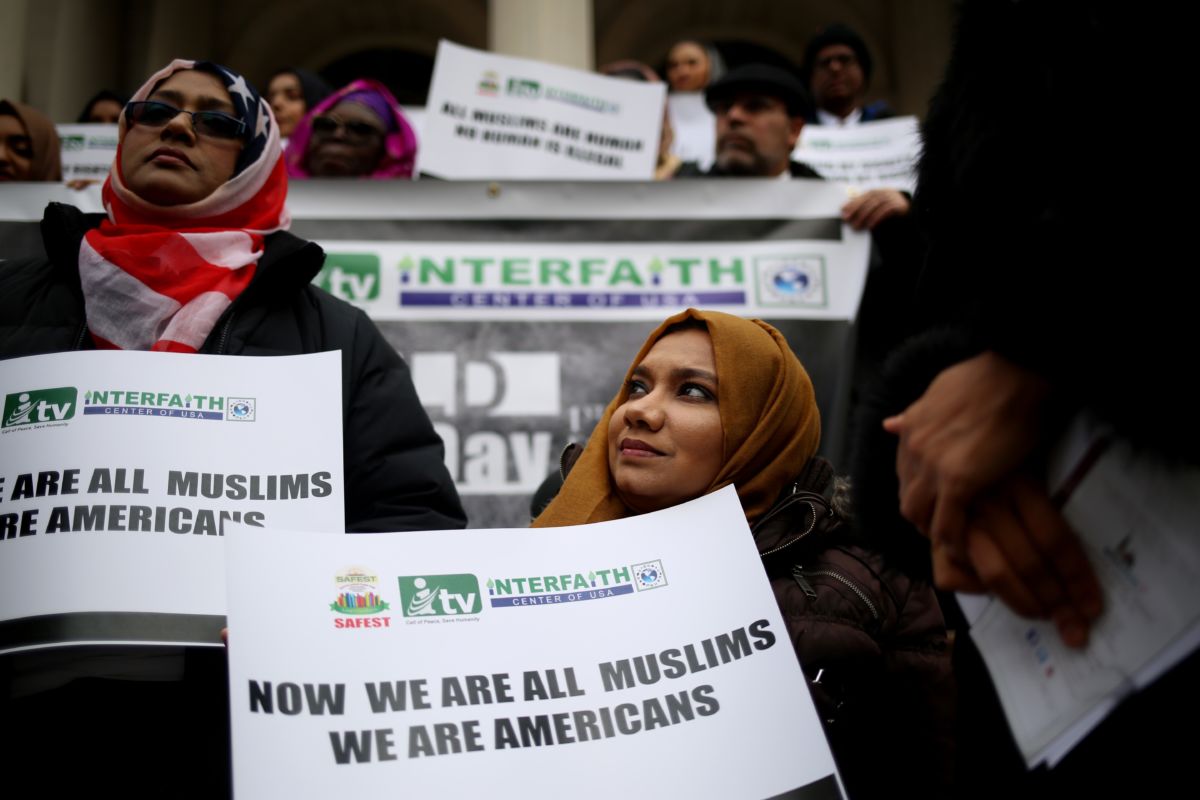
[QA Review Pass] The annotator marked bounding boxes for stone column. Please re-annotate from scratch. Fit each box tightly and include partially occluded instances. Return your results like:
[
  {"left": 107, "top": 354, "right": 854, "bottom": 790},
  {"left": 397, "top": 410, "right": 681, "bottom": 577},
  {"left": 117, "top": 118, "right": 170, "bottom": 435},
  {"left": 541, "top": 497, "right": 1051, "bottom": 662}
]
[
  {"left": 0, "top": 0, "right": 29, "bottom": 102},
  {"left": 488, "top": 0, "right": 594, "bottom": 71}
]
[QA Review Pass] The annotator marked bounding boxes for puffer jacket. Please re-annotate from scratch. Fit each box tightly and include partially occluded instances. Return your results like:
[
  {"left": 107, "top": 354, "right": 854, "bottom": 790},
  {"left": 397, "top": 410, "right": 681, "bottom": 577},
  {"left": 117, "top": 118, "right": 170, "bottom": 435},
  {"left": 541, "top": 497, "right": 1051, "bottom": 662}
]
[
  {"left": 547, "top": 446, "right": 953, "bottom": 798},
  {"left": 756, "top": 456, "right": 953, "bottom": 799}
]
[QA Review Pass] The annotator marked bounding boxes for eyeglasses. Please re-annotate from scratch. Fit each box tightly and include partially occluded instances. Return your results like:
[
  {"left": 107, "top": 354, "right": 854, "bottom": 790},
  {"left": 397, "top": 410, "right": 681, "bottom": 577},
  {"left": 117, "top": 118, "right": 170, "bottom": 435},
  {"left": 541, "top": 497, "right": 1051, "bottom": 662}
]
[
  {"left": 815, "top": 53, "right": 859, "bottom": 71},
  {"left": 125, "top": 100, "right": 246, "bottom": 140},
  {"left": 310, "top": 115, "right": 385, "bottom": 142}
]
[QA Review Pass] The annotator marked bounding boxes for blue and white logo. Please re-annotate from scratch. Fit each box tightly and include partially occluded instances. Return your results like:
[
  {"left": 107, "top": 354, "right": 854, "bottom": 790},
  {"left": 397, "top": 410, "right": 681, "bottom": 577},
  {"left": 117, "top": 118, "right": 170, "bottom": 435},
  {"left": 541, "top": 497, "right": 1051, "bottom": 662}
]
[
  {"left": 755, "top": 255, "right": 827, "bottom": 308},
  {"left": 226, "top": 397, "right": 256, "bottom": 422},
  {"left": 632, "top": 559, "right": 667, "bottom": 591}
]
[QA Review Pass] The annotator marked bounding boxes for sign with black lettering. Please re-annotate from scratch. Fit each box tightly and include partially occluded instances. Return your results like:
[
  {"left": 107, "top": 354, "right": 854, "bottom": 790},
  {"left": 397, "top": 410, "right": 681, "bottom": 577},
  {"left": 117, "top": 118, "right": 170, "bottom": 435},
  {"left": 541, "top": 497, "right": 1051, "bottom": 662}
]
[
  {"left": 0, "top": 350, "right": 344, "bottom": 653},
  {"left": 226, "top": 487, "right": 844, "bottom": 797},
  {"left": 419, "top": 40, "right": 665, "bottom": 179}
]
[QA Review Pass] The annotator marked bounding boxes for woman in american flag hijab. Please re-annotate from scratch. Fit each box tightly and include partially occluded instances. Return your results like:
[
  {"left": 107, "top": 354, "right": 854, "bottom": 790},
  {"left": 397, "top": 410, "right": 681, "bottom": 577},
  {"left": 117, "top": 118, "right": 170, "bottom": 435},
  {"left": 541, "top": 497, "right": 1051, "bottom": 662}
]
[{"left": 0, "top": 58, "right": 464, "bottom": 797}]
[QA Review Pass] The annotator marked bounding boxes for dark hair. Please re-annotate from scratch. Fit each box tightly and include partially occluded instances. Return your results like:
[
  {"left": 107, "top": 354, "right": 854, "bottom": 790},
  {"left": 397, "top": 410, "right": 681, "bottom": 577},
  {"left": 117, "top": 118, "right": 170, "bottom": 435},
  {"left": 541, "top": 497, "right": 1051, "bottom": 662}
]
[
  {"left": 77, "top": 89, "right": 128, "bottom": 123},
  {"left": 801, "top": 23, "right": 874, "bottom": 89},
  {"left": 659, "top": 318, "right": 708, "bottom": 339}
]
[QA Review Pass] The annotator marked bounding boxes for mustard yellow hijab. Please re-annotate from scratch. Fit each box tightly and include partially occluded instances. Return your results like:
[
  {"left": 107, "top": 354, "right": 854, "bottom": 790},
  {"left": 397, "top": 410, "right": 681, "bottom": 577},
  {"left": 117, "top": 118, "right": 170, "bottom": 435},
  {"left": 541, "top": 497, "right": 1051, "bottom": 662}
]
[{"left": 533, "top": 308, "right": 821, "bottom": 527}]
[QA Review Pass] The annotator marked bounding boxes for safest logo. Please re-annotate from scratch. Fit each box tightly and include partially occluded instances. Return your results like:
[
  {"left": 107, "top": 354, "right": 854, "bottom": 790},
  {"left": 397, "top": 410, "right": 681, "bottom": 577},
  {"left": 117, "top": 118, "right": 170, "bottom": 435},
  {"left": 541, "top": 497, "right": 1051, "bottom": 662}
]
[{"left": 331, "top": 567, "right": 392, "bottom": 629}]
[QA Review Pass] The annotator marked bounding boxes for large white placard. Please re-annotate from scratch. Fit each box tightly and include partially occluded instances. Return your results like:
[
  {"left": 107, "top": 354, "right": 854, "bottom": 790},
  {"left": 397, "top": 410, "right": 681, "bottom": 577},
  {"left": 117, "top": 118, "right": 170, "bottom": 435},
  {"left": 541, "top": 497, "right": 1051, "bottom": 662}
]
[
  {"left": 419, "top": 41, "right": 665, "bottom": 180},
  {"left": 0, "top": 351, "right": 345, "bottom": 653},
  {"left": 226, "top": 487, "right": 844, "bottom": 799}
]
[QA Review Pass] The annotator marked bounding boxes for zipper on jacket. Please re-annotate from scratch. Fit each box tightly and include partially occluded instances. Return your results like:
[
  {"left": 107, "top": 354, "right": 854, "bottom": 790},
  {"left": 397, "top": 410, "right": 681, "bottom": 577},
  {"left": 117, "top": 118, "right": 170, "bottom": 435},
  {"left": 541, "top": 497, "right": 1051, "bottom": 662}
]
[
  {"left": 757, "top": 500, "right": 820, "bottom": 557},
  {"left": 213, "top": 313, "right": 235, "bottom": 355},
  {"left": 794, "top": 567, "right": 880, "bottom": 621},
  {"left": 73, "top": 322, "right": 88, "bottom": 350},
  {"left": 790, "top": 565, "right": 818, "bottom": 599}
]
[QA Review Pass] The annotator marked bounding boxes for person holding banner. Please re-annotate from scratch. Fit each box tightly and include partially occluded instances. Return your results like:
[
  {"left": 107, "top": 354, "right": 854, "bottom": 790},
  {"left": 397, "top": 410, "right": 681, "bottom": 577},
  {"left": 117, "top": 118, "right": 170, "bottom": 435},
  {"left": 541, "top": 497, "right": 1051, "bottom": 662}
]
[
  {"left": 534, "top": 308, "right": 953, "bottom": 798},
  {"left": 0, "top": 58, "right": 462, "bottom": 533},
  {"left": 0, "top": 57, "right": 463, "bottom": 797}
]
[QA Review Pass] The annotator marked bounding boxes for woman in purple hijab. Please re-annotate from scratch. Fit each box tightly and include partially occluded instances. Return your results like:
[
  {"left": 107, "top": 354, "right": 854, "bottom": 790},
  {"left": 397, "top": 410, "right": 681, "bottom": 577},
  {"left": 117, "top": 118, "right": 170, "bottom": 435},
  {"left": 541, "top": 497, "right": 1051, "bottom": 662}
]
[{"left": 285, "top": 79, "right": 417, "bottom": 178}]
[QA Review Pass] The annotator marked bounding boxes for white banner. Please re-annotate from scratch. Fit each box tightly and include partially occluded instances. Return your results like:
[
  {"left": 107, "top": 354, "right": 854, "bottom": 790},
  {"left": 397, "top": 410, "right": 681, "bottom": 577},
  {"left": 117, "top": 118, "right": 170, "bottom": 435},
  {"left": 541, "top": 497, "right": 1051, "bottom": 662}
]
[
  {"left": 419, "top": 40, "right": 665, "bottom": 180},
  {"left": 226, "top": 486, "right": 844, "bottom": 798},
  {"left": 55, "top": 123, "right": 118, "bottom": 182},
  {"left": 312, "top": 233, "right": 869, "bottom": 322},
  {"left": 0, "top": 351, "right": 345, "bottom": 653},
  {"left": 793, "top": 116, "right": 921, "bottom": 192}
]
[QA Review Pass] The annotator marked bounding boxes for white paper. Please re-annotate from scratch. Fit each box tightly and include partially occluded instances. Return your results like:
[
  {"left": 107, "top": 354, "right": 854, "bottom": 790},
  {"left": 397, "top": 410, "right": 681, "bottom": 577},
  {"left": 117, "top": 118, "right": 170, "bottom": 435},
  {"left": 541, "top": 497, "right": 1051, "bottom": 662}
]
[
  {"left": 226, "top": 486, "right": 844, "bottom": 798},
  {"left": 793, "top": 116, "right": 920, "bottom": 192},
  {"left": 968, "top": 416, "right": 1200, "bottom": 766},
  {"left": 0, "top": 351, "right": 345, "bottom": 653},
  {"left": 419, "top": 41, "right": 665, "bottom": 180},
  {"left": 667, "top": 92, "right": 716, "bottom": 170}
]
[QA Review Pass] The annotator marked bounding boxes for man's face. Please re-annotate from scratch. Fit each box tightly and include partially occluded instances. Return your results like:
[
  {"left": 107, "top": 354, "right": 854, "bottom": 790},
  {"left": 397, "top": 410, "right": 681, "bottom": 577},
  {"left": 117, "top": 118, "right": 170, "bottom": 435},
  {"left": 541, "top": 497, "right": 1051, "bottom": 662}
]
[
  {"left": 810, "top": 44, "right": 865, "bottom": 112},
  {"left": 713, "top": 91, "right": 803, "bottom": 177}
]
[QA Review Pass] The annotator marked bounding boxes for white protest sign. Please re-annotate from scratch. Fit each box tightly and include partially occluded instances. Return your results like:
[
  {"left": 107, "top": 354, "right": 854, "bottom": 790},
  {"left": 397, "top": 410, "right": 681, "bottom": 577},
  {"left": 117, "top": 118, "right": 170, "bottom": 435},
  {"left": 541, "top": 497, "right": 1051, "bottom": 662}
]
[
  {"left": 793, "top": 116, "right": 921, "bottom": 192},
  {"left": 226, "top": 486, "right": 844, "bottom": 799},
  {"left": 0, "top": 351, "right": 345, "bottom": 653},
  {"left": 55, "top": 124, "right": 119, "bottom": 182},
  {"left": 419, "top": 40, "right": 665, "bottom": 180}
]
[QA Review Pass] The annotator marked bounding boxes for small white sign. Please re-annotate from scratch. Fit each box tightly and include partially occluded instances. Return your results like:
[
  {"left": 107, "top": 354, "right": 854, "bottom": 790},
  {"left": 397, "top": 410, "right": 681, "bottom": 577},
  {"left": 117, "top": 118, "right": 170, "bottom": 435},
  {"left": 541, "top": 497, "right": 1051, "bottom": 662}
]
[
  {"left": 55, "top": 123, "right": 119, "bottom": 182},
  {"left": 794, "top": 116, "right": 921, "bottom": 192}
]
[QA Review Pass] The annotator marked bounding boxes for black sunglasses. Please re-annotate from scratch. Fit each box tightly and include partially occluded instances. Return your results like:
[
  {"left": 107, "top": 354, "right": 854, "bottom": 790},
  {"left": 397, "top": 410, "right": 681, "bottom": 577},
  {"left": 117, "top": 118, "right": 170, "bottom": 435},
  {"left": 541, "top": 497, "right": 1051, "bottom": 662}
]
[
  {"left": 125, "top": 100, "right": 246, "bottom": 140},
  {"left": 311, "top": 115, "right": 384, "bottom": 142}
]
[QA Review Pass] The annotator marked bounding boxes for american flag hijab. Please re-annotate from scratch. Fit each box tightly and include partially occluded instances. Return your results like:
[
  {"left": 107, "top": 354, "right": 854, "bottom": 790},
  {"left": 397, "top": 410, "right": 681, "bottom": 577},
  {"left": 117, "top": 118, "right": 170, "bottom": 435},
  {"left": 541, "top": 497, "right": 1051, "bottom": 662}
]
[{"left": 80, "top": 59, "right": 290, "bottom": 352}]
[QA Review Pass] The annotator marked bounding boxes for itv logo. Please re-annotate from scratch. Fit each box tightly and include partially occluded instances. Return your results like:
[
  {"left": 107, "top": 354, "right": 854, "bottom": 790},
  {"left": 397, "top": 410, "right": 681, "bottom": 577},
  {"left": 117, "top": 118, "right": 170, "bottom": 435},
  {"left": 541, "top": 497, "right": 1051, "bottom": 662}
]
[
  {"left": 317, "top": 253, "right": 381, "bottom": 302},
  {"left": 3, "top": 387, "right": 78, "bottom": 428},
  {"left": 397, "top": 574, "right": 483, "bottom": 617}
]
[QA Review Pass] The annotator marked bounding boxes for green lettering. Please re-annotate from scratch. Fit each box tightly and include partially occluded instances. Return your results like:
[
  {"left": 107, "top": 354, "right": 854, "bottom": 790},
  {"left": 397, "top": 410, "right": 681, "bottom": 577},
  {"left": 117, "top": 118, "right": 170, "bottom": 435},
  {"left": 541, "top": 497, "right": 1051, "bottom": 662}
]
[
  {"left": 611, "top": 566, "right": 631, "bottom": 583},
  {"left": 709, "top": 258, "right": 744, "bottom": 284},
  {"left": 539, "top": 259, "right": 571, "bottom": 286},
  {"left": 501, "top": 258, "right": 532, "bottom": 285},
  {"left": 669, "top": 258, "right": 701, "bottom": 286},
  {"left": 463, "top": 257, "right": 491, "bottom": 285},
  {"left": 608, "top": 259, "right": 643, "bottom": 287},
  {"left": 492, "top": 578, "right": 510, "bottom": 595},
  {"left": 420, "top": 257, "right": 455, "bottom": 284},
  {"left": 579, "top": 258, "right": 604, "bottom": 286}
]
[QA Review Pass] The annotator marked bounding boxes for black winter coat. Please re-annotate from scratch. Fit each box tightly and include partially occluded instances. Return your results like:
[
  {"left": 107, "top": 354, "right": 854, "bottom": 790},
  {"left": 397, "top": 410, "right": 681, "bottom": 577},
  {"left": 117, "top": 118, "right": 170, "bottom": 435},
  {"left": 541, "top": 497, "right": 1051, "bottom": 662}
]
[{"left": 0, "top": 202, "right": 465, "bottom": 533}]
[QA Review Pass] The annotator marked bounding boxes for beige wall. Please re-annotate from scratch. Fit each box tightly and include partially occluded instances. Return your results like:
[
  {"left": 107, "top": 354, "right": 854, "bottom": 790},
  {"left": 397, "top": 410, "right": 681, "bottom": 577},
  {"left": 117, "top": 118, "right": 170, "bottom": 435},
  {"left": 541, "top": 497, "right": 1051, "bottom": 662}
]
[{"left": 8, "top": 0, "right": 953, "bottom": 122}]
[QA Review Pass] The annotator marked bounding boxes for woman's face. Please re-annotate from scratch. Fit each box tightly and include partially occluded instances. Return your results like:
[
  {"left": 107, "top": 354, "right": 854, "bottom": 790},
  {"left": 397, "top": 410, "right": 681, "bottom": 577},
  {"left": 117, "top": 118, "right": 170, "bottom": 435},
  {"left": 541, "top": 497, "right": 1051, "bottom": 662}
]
[
  {"left": 666, "top": 42, "right": 710, "bottom": 92},
  {"left": 87, "top": 99, "right": 123, "bottom": 124},
  {"left": 607, "top": 328, "right": 724, "bottom": 513},
  {"left": 0, "top": 113, "right": 34, "bottom": 181},
  {"left": 304, "top": 100, "right": 387, "bottom": 177},
  {"left": 267, "top": 73, "right": 306, "bottom": 138},
  {"left": 120, "top": 69, "right": 243, "bottom": 206}
]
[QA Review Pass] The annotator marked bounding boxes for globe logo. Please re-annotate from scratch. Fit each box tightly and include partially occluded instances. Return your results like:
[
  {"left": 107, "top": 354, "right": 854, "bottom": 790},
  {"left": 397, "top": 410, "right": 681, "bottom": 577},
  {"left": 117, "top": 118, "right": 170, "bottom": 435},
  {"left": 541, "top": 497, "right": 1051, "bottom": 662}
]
[
  {"left": 230, "top": 401, "right": 253, "bottom": 419},
  {"left": 638, "top": 567, "right": 660, "bottom": 586},
  {"left": 772, "top": 267, "right": 810, "bottom": 294}
]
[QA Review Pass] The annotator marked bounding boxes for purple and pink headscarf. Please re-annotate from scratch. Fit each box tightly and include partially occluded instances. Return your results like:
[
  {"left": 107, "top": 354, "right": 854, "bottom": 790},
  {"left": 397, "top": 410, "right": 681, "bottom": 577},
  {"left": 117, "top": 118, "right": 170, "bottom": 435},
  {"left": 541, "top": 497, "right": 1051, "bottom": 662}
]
[{"left": 284, "top": 78, "right": 417, "bottom": 179}]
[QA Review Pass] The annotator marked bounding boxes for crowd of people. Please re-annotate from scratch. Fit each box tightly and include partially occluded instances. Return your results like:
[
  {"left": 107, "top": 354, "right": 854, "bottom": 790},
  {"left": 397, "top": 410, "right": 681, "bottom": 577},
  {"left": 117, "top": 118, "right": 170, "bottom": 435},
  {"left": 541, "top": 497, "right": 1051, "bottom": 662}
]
[{"left": 1, "top": 5, "right": 1194, "bottom": 799}]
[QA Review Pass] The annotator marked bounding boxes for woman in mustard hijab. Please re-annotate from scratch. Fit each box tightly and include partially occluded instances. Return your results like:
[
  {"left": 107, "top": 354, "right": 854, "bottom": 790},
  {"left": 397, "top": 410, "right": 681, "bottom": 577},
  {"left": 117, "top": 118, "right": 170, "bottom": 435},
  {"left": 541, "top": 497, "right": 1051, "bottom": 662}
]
[{"left": 534, "top": 308, "right": 953, "bottom": 799}]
